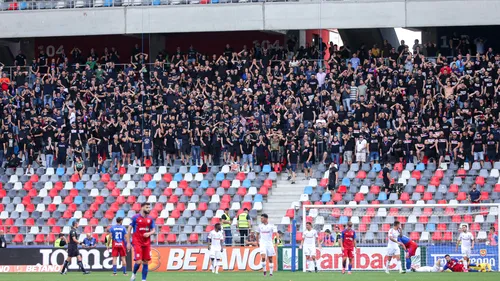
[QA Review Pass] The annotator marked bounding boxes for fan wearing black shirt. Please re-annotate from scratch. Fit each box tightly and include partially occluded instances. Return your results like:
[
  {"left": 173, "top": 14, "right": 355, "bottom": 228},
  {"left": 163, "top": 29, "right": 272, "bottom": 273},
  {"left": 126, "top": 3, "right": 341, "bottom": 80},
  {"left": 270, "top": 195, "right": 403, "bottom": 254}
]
[
  {"left": 328, "top": 163, "right": 338, "bottom": 198},
  {"left": 240, "top": 134, "right": 254, "bottom": 173},
  {"left": 382, "top": 163, "right": 392, "bottom": 195},
  {"left": 287, "top": 145, "right": 299, "bottom": 184}
]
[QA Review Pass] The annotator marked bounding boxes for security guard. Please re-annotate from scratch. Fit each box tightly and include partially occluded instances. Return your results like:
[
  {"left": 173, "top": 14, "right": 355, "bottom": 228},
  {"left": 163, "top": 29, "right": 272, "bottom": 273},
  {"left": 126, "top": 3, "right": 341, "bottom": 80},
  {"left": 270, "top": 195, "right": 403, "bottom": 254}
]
[
  {"left": 274, "top": 231, "right": 284, "bottom": 247},
  {"left": 54, "top": 234, "right": 67, "bottom": 248},
  {"left": 60, "top": 220, "right": 90, "bottom": 275},
  {"left": 221, "top": 208, "right": 232, "bottom": 245},
  {"left": 237, "top": 208, "right": 251, "bottom": 246}
]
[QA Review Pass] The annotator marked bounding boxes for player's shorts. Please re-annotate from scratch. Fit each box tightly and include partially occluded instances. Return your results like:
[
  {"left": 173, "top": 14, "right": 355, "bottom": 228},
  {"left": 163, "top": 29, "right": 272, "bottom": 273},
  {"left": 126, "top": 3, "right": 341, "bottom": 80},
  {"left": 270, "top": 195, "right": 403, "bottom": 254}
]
[
  {"left": 133, "top": 245, "right": 151, "bottom": 261},
  {"left": 452, "top": 264, "right": 465, "bottom": 272},
  {"left": 210, "top": 249, "right": 223, "bottom": 260},
  {"left": 112, "top": 244, "right": 127, "bottom": 257},
  {"left": 386, "top": 246, "right": 399, "bottom": 256},
  {"left": 303, "top": 246, "right": 316, "bottom": 257},
  {"left": 342, "top": 248, "right": 354, "bottom": 259},
  {"left": 259, "top": 246, "right": 276, "bottom": 257},
  {"left": 461, "top": 247, "right": 471, "bottom": 257},
  {"left": 68, "top": 244, "right": 80, "bottom": 257},
  {"left": 406, "top": 241, "right": 418, "bottom": 257}
]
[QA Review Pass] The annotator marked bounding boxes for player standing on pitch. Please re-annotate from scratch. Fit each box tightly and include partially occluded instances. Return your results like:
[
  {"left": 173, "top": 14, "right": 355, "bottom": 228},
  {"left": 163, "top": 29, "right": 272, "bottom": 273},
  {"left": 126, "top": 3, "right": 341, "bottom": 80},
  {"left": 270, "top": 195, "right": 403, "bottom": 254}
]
[
  {"left": 208, "top": 223, "right": 225, "bottom": 274},
  {"left": 256, "top": 213, "right": 277, "bottom": 276},
  {"left": 300, "top": 222, "right": 320, "bottom": 273},
  {"left": 340, "top": 221, "right": 356, "bottom": 274},
  {"left": 397, "top": 233, "right": 418, "bottom": 271},
  {"left": 109, "top": 217, "right": 128, "bottom": 276},
  {"left": 385, "top": 221, "right": 405, "bottom": 274},
  {"left": 60, "top": 220, "right": 90, "bottom": 275},
  {"left": 456, "top": 225, "right": 474, "bottom": 270},
  {"left": 127, "top": 203, "right": 155, "bottom": 281}
]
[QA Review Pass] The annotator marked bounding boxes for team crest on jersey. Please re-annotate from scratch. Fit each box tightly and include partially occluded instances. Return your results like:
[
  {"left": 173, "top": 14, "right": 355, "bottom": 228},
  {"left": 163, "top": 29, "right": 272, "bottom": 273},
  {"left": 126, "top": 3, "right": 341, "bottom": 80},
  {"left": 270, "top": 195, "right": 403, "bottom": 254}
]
[
  {"left": 147, "top": 219, "right": 150, "bottom": 224},
  {"left": 480, "top": 249, "right": 487, "bottom": 257}
]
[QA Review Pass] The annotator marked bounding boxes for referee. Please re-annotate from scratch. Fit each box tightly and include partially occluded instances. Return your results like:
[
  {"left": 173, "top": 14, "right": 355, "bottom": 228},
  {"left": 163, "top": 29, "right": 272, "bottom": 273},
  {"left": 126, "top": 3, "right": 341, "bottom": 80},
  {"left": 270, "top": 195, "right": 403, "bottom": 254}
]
[{"left": 60, "top": 220, "right": 90, "bottom": 275}]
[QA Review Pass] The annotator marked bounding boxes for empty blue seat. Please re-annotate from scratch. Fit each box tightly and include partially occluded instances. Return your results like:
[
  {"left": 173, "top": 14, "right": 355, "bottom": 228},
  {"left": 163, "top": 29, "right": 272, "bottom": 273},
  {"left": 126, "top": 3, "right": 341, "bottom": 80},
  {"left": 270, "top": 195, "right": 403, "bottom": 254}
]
[
  {"left": 341, "top": 178, "right": 350, "bottom": 187},
  {"left": 74, "top": 196, "right": 82, "bottom": 204},
  {"left": 147, "top": 181, "right": 156, "bottom": 189},
  {"left": 262, "top": 165, "right": 271, "bottom": 173},
  {"left": 215, "top": 173, "right": 225, "bottom": 181},
  {"left": 211, "top": 0, "right": 219, "bottom": 3},
  {"left": 56, "top": 167, "right": 65, "bottom": 176},
  {"left": 339, "top": 216, "right": 348, "bottom": 224},
  {"left": 152, "top": 0, "right": 161, "bottom": 4},
  {"left": 173, "top": 173, "right": 183, "bottom": 182},
  {"left": 75, "top": 182, "right": 84, "bottom": 190},
  {"left": 253, "top": 194, "right": 263, "bottom": 203},
  {"left": 104, "top": 0, "right": 113, "bottom": 6},
  {"left": 321, "top": 192, "right": 331, "bottom": 202},
  {"left": 426, "top": 223, "right": 436, "bottom": 232},
  {"left": 200, "top": 180, "right": 209, "bottom": 188},
  {"left": 116, "top": 210, "right": 125, "bottom": 218},
  {"left": 377, "top": 192, "right": 387, "bottom": 201},
  {"left": 371, "top": 164, "right": 381, "bottom": 172},
  {"left": 416, "top": 163, "right": 425, "bottom": 171},
  {"left": 19, "top": 2, "right": 28, "bottom": 9},
  {"left": 303, "top": 186, "right": 313, "bottom": 195},
  {"left": 189, "top": 166, "right": 198, "bottom": 174},
  {"left": 242, "top": 179, "right": 251, "bottom": 188}
]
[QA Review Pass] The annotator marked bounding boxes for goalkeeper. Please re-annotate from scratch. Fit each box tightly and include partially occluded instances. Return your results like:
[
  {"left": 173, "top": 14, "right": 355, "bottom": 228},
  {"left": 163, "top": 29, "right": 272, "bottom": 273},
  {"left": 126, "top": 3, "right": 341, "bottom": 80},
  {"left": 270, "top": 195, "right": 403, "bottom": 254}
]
[
  {"left": 463, "top": 257, "right": 492, "bottom": 272},
  {"left": 397, "top": 234, "right": 418, "bottom": 270}
]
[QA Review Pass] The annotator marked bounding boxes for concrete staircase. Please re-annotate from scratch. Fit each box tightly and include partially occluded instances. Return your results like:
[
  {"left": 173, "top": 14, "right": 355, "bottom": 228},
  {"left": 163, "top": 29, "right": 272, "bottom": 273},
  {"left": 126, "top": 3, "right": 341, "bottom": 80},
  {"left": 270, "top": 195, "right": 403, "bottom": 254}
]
[{"left": 263, "top": 172, "right": 309, "bottom": 225}]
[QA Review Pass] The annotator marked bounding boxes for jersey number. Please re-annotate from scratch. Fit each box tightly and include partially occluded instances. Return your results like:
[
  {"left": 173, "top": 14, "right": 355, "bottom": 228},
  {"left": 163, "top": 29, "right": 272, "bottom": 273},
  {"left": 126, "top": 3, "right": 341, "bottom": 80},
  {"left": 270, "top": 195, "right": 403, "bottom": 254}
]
[{"left": 114, "top": 232, "right": 122, "bottom": 240}]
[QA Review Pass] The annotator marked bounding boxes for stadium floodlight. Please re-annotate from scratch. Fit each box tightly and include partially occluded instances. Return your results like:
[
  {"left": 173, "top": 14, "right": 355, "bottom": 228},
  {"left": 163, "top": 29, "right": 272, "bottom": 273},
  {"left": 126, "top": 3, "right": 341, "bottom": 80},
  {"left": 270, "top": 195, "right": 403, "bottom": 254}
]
[{"left": 299, "top": 203, "right": 500, "bottom": 273}]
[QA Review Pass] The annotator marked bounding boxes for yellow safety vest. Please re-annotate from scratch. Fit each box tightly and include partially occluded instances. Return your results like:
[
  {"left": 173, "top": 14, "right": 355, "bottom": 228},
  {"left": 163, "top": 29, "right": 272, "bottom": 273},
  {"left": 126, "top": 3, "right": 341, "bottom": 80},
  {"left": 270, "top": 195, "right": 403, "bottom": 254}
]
[
  {"left": 238, "top": 213, "right": 249, "bottom": 228},
  {"left": 105, "top": 234, "right": 112, "bottom": 248},
  {"left": 222, "top": 214, "right": 231, "bottom": 229},
  {"left": 54, "top": 238, "right": 65, "bottom": 248},
  {"left": 274, "top": 237, "right": 283, "bottom": 247}
]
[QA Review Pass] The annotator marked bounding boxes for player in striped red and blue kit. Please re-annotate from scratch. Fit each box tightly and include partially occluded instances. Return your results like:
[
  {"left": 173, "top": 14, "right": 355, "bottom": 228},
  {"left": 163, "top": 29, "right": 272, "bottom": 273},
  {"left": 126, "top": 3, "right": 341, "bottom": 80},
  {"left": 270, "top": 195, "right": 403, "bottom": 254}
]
[
  {"left": 127, "top": 203, "right": 156, "bottom": 281},
  {"left": 340, "top": 221, "right": 356, "bottom": 274},
  {"left": 441, "top": 255, "right": 467, "bottom": 272},
  {"left": 397, "top": 234, "right": 418, "bottom": 271},
  {"left": 109, "top": 217, "right": 128, "bottom": 276}
]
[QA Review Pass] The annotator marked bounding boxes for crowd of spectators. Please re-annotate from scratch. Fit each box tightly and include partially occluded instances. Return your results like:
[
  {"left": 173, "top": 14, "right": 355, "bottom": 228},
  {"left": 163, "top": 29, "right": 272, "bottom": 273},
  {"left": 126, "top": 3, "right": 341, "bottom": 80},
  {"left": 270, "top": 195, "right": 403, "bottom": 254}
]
[{"left": 0, "top": 38, "right": 499, "bottom": 185}]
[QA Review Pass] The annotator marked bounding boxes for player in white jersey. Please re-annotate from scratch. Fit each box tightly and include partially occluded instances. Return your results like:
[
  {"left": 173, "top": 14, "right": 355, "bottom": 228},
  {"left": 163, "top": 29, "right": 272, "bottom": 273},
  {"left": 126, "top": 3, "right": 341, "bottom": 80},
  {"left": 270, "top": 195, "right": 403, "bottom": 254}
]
[
  {"left": 300, "top": 222, "right": 320, "bottom": 273},
  {"left": 256, "top": 213, "right": 277, "bottom": 277},
  {"left": 385, "top": 221, "right": 405, "bottom": 274},
  {"left": 456, "top": 224, "right": 474, "bottom": 269},
  {"left": 411, "top": 258, "right": 444, "bottom": 272},
  {"left": 208, "top": 223, "right": 225, "bottom": 274}
]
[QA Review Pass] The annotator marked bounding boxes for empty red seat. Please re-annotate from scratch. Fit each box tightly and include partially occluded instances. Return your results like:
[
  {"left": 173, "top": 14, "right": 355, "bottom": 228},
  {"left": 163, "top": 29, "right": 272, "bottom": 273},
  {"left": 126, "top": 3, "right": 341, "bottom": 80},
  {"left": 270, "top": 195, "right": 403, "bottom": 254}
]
[
  {"left": 0, "top": 190, "right": 5, "bottom": 198},
  {"left": 415, "top": 185, "right": 425, "bottom": 193},
  {"left": 107, "top": 181, "right": 116, "bottom": 190},
  {"left": 296, "top": 232, "right": 303, "bottom": 241},
  {"left": 8, "top": 2, "right": 18, "bottom": 10},
  {"left": 221, "top": 180, "right": 231, "bottom": 189},
  {"left": 118, "top": 166, "right": 126, "bottom": 175},
  {"left": 423, "top": 192, "right": 433, "bottom": 201},
  {"left": 400, "top": 192, "right": 410, "bottom": 201},
  {"left": 210, "top": 217, "right": 220, "bottom": 225},
  {"left": 452, "top": 215, "right": 461, "bottom": 223},
  {"left": 9, "top": 226, "right": 19, "bottom": 234},
  {"left": 333, "top": 193, "right": 342, "bottom": 202},
  {"left": 47, "top": 234, "right": 56, "bottom": 244},
  {"left": 430, "top": 176, "right": 440, "bottom": 186},
  {"left": 156, "top": 218, "right": 165, "bottom": 226},
  {"left": 358, "top": 224, "right": 367, "bottom": 232},
  {"left": 163, "top": 173, "right": 173, "bottom": 182},
  {"left": 331, "top": 208, "right": 341, "bottom": 218},
  {"left": 457, "top": 192, "right": 467, "bottom": 201},
  {"left": 306, "top": 216, "right": 313, "bottom": 223},
  {"left": 178, "top": 180, "right": 188, "bottom": 189},
  {"left": 132, "top": 203, "right": 141, "bottom": 211},
  {"left": 337, "top": 185, "right": 347, "bottom": 193},
  {"left": 143, "top": 174, "right": 152, "bottom": 182},
  {"left": 168, "top": 195, "right": 179, "bottom": 203},
  {"left": 434, "top": 169, "right": 444, "bottom": 179},
  {"left": 437, "top": 224, "right": 447, "bottom": 231},
  {"left": 475, "top": 176, "right": 485, "bottom": 186},
  {"left": 237, "top": 188, "right": 247, "bottom": 196},
  {"left": 170, "top": 209, "right": 181, "bottom": 219},
  {"left": 319, "top": 178, "right": 328, "bottom": 187},
  {"left": 457, "top": 169, "right": 467, "bottom": 178},
  {"left": 46, "top": 218, "right": 56, "bottom": 226},
  {"left": 262, "top": 179, "right": 273, "bottom": 188},
  {"left": 388, "top": 208, "right": 399, "bottom": 216},
  {"left": 356, "top": 171, "right": 366, "bottom": 179},
  {"left": 481, "top": 191, "right": 489, "bottom": 200},
  {"left": 153, "top": 203, "right": 163, "bottom": 211},
  {"left": 495, "top": 184, "right": 500, "bottom": 193},
  {"left": 63, "top": 196, "right": 73, "bottom": 204},
  {"left": 101, "top": 173, "right": 110, "bottom": 183},
  {"left": 176, "top": 203, "right": 186, "bottom": 212},
  {"left": 432, "top": 232, "right": 443, "bottom": 241},
  {"left": 184, "top": 188, "right": 193, "bottom": 197},
  {"left": 189, "top": 233, "right": 199, "bottom": 243},
  {"left": 410, "top": 232, "right": 420, "bottom": 241},
  {"left": 470, "top": 223, "right": 480, "bottom": 232},
  {"left": 157, "top": 234, "right": 165, "bottom": 244},
  {"left": 24, "top": 181, "right": 33, "bottom": 190},
  {"left": 205, "top": 225, "right": 215, "bottom": 232},
  {"left": 445, "top": 207, "right": 455, "bottom": 215},
  {"left": 220, "top": 202, "right": 230, "bottom": 210},
  {"left": 463, "top": 215, "right": 473, "bottom": 223},
  {"left": 418, "top": 216, "right": 428, "bottom": 223},
  {"left": 448, "top": 184, "right": 458, "bottom": 193},
  {"left": 12, "top": 234, "right": 23, "bottom": 243},
  {"left": 242, "top": 202, "right": 252, "bottom": 210},
  {"left": 163, "top": 189, "right": 172, "bottom": 196},
  {"left": 394, "top": 163, "right": 403, "bottom": 172},
  {"left": 112, "top": 189, "right": 121, "bottom": 197},
  {"left": 370, "top": 185, "right": 380, "bottom": 194},
  {"left": 25, "top": 218, "right": 35, "bottom": 226},
  {"left": 443, "top": 232, "right": 453, "bottom": 241},
  {"left": 221, "top": 195, "right": 231, "bottom": 203},
  {"left": 258, "top": 187, "right": 269, "bottom": 196},
  {"left": 29, "top": 174, "right": 39, "bottom": 183},
  {"left": 382, "top": 224, "right": 391, "bottom": 232},
  {"left": 70, "top": 174, "right": 80, "bottom": 183},
  {"left": 411, "top": 170, "right": 421, "bottom": 180},
  {"left": 166, "top": 234, "right": 177, "bottom": 243},
  {"left": 236, "top": 172, "right": 246, "bottom": 181},
  {"left": 354, "top": 193, "right": 364, "bottom": 202},
  {"left": 205, "top": 188, "right": 215, "bottom": 196},
  {"left": 285, "top": 209, "right": 294, "bottom": 218}
]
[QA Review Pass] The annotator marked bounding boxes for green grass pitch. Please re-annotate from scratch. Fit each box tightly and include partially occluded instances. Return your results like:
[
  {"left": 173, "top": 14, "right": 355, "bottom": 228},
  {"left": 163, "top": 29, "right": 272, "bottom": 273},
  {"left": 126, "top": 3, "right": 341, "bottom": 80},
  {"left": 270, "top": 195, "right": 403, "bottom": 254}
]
[{"left": 0, "top": 271, "right": 499, "bottom": 281}]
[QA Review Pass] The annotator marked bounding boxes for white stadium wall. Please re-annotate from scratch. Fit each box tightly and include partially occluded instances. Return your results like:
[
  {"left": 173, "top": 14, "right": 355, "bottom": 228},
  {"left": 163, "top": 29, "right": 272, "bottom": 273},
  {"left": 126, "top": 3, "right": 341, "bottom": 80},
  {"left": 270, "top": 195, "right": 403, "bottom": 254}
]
[{"left": 1, "top": 0, "right": 500, "bottom": 38}]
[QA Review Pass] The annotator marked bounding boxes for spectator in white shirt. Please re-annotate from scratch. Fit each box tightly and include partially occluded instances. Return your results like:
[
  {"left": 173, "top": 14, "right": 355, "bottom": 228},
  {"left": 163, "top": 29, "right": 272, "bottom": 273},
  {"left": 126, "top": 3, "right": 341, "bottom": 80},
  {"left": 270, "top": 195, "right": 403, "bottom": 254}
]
[
  {"left": 355, "top": 135, "right": 368, "bottom": 166},
  {"left": 316, "top": 68, "right": 326, "bottom": 88}
]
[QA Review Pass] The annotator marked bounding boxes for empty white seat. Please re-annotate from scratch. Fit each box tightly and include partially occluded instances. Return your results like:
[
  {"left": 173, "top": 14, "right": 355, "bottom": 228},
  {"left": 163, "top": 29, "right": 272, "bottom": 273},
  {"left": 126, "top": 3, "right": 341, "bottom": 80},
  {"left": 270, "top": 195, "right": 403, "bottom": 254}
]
[
  {"left": 62, "top": 226, "right": 71, "bottom": 234},
  {"left": 290, "top": 201, "right": 300, "bottom": 210},
  {"left": 359, "top": 185, "right": 369, "bottom": 194},
  {"left": 160, "top": 210, "right": 169, "bottom": 218},
  {"left": 323, "top": 170, "right": 330, "bottom": 179},
  {"left": 401, "top": 170, "right": 411, "bottom": 180},
  {"left": 221, "top": 165, "right": 230, "bottom": 173},
  {"left": 474, "top": 215, "right": 485, "bottom": 223},
  {"left": 308, "top": 178, "right": 318, "bottom": 187},
  {"left": 420, "top": 232, "right": 430, "bottom": 241},
  {"left": 46, "top": 168, "right": 55, "bottom": 176},
  {"left": 309, "top": 209, "right": 318, "bottom": 218},
  {"left": 64, "top": 182, "right": 73, "bottom": 190},
  {"left": 230, "top": 202, "right": 241, "bottom": 210},
  {"left": 94, "top": 0, "right": 103, "bottom": 6},
  {"left": 73, "top": 211, "right": 82, "bottom": 219},
  {"left": 137, "top": 167, "right": 147, "bottom": 174},
  {"left": 13, "top": 182, "right": 22, "bottom": 190},
  {"left": 314, "top": 216, "right": 325, "bottom": 225},
  {"left": 477, "top": 231, "right": 488, "bottom": 240},
  {"left": 299, "top": 194, "right": 309, "bottom": 202},
  {"left": 158, "top": 166, "right": 167, "bottom": 174},
  {"left": 153, "top": 173, "right": 162, "bottom": 182},
  {"left": 166, "top": 218, "right": 176, "bottom": 226},
  {"left": 351, "top": 216, "right": 360, "bottom": 224},
  {"left": 231, "top": 180, "right": 241, "bottom": 188},
  {"left": 449, "top": 199, "right": 458, "bottom": 205},
  {"left": 210, "top": 195, "right": 220, "bottom": 204},
  {"left": 407, "top": 215, "right": 417, "bottom": 224},
  {"left": 79, "top": 218, "right": 88, "bottom": 226},
  {"left": 95, "top": 226, "right": 104, "bottom": 234},
  {"left": 463, "top": 162, "right": 470, "bottom": 171},
  {"left": 280, "top": 217, "right": 291, "bottom": 225},
  {"left": 123, "top": 217, "right": 132, "bottom": 226},
  {"left": 29, "top": 226, "right": 39, "bottom": 234},
  {"left": 490, "top": 207, "right": 499, "bottom": 216},
  {"left": 78, "top": 234, "right": 86, "bottom": 241},
  {"left": 439, "top": 163, "right": 448, "bottom": 171},
  {"left": 397, "top": 178, "right": 407, "bottom": 185},
  {"left": 184, "top": 173, "right": 193, "bottom": 182},
  {"left": 253, "top": 202, "right": 262, "bottom": 211},
  {"left": 38, "top": 189, "right": 48, "bottom": 198},
  {"left": 90, "top": 189, "right": 99, "bottom": 197},
  {"left": 168, "top": 181, "right": 178, "bottom": 189},
  {"left": 0, "top": 211, "right": 8, "bottom": 219},
  {"left": 322, "top": 224, "right": 332, "bottom": 232},
  {"left": 248, "top": 187, "right": 257, "bottom": 195},
  {"left": 44, "top": 182, "right": 53, "bottom": 190},
  {"left": 122, "top": 174, "right": 131, "bottom": 181},
  {"left": 215, "top": 210, "right": 225, "bottom": 218},
  {"left": 15, "top": 204, "right": 25, "bottom": 212},
  {"left": 186, "top": 202, "right": 196, "bottom": 211},
  {"left": 348, "top": 201, "right": 357, "bottom": 206},
  {"left": 194, "top": 173, "right": 204, "bottom": 182},
  {"left": 416, "top": 200, "right": 426, "bottom": 205},
  {"left": 165, "top": 203, "right": 175, "bottom": 211},
  {"left": 36, "top": 204, "right": 46, "bottom": 212},
  {"left": 147, "top": 196, "right": 157, "bottom": 203},
  {"left": 53, "top": 196, "right": 62, "bottom": 204},
  {"left": 490, "top": 169, "right": 500, "bottom": 178},
  {"left": 9, "top": 175, "right": 18, "bottom": 183},
  {"left": 121, "top": 188, "right": 131, "bottom": 196}
]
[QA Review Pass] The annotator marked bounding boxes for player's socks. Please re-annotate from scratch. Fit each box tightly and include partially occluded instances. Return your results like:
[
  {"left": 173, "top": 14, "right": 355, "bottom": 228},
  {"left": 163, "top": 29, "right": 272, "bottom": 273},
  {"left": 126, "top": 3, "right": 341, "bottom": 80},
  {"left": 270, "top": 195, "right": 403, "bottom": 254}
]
[
  {"left": 348, "top": 264, "right": 352, "bottom": 272},
  {"left": 215, "top": 260, "right": 219, "bottom": 274},
  {"left": 397, "top": 260, "right": 402, "bottom": 273},
  {"left": 113, "top": 265, "right": 117, "bottom": 274},
  {"left": 384, "top": 260, "right": 390, "bottom": 274},
  {"left": 133, "top": 263, "right": 140, "bottom": 274},
  {"left": 261, "top": 262, "right": 267, "bottom": 274},
  {"left": 123, "top": 265, "right": 127, "bottom": 274},
  {"left": 210, "top": 258, "right": 215, "bottom": 272},
  {"left": 269, "top": 263, "right": 274, "bottom": 275},
  {"left": 141, "top": 264, "right": 148, "bottom": 281},
  {"left": 61, "top": 260, "right": 69, "bottom": 273},
  {"left": 77, "top": 261, "right": 86, "bottom": 273},
  {"left": 406, "top": 258, "right": 411, "bottom": 271},
  {"left": 342, "top": 260, "right": 346, "bottom": 270},
  {"left": 314, "top": 260, "right": 318, "bottom": 273}
]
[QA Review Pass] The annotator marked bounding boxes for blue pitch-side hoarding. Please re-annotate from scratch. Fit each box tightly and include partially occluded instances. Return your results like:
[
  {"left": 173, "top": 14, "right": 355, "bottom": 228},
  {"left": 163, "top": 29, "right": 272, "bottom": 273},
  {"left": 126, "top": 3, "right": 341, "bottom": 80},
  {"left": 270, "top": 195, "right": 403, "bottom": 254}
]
[{"left": 427, "top": 245, "right": 498, "bottom": 271}]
